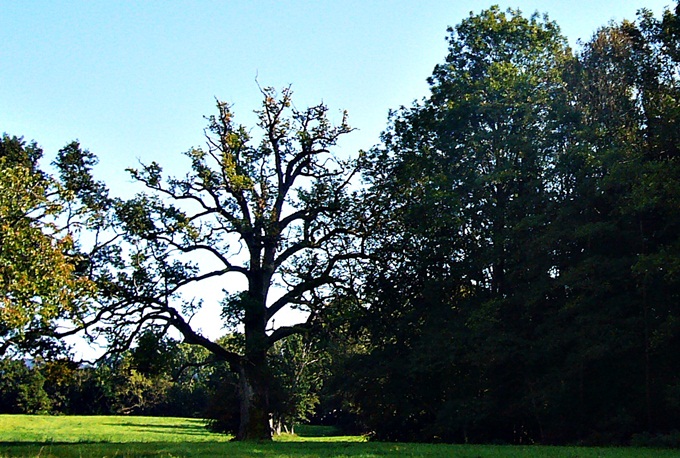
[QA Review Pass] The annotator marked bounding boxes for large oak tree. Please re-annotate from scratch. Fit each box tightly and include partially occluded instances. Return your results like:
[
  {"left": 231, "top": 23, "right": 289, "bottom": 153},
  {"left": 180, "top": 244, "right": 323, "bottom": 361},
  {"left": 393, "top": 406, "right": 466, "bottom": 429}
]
[{"left": 88, "top": 87, "right": 365, "bottom": 440}]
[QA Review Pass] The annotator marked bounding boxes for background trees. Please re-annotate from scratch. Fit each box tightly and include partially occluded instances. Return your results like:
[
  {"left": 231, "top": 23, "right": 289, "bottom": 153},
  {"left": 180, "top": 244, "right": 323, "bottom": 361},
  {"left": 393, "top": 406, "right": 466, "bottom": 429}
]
[
  {"left": 352, "top": 6, "right": 575, "bottom": 443},
  {"left": 344, "top": 4, "right": 680, "bottom": 445}
]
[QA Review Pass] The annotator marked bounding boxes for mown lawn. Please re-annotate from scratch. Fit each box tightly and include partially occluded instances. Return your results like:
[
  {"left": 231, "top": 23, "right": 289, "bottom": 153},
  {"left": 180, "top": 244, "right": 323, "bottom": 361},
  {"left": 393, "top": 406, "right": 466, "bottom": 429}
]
[{"left": 0, "top": 415, "right": 678, "bottom": 457}]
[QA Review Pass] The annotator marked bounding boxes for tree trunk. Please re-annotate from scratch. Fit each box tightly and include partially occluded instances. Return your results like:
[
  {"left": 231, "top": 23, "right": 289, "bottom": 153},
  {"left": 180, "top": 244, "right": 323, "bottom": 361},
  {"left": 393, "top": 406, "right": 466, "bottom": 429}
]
[
  {"left": 235, "top": 287, "right": 272, "bottom": 441},
  {"left": 235, "top": 357, "right": 272, "bottom": 441}
]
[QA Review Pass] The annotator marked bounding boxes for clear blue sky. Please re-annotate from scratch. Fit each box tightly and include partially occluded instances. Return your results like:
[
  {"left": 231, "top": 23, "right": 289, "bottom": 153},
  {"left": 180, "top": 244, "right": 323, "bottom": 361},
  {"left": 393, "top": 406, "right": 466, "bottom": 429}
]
[
  {"left": 1, "top": 1, "right": 673, "bottom": 188},
  {"left": 1, "top": 0, "right": 674, "bottom": 346}
]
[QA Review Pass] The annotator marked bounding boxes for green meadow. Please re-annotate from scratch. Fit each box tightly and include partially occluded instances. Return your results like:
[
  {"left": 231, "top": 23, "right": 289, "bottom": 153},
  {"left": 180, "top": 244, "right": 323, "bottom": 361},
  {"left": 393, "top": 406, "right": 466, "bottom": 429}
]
[{"left": 0, "top": 415, "right": 678, "bottom": 457}]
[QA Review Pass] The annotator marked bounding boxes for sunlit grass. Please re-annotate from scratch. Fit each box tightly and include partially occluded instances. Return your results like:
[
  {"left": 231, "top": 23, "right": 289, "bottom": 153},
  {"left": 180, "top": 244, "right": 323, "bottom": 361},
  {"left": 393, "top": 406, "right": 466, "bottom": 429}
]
[
  {"left": 0, "top": 415, "right": 229, "bottom": 444},
  {"left": 278, "top": 424, "right": 365, "bottom": 443},
  {"left": 0, "top": 415, "right": 678, "bottom": 457}
]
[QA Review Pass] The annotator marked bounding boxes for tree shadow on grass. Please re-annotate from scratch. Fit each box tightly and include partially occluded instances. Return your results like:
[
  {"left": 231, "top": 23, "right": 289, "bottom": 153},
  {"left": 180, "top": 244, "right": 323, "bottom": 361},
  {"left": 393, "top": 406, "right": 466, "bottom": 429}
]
[
  {"left": 0, "top": 441, "right": 385, "bottom": 458},
  {"left": 295, "top": 424, "right": 344, "bottom": 437},
  {"left": 105, "top": 421, "right": 205, "bottom": 430},
  {"left": 100, "top": 421, "right": 219, "bottom": 438}
]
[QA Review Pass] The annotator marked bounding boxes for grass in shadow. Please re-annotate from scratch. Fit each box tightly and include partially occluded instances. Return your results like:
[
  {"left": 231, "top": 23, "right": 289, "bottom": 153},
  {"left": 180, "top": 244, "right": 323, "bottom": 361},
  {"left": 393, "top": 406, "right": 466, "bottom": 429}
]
[{"left": 3, "top": 441, "right": 680, "bottom": 458}]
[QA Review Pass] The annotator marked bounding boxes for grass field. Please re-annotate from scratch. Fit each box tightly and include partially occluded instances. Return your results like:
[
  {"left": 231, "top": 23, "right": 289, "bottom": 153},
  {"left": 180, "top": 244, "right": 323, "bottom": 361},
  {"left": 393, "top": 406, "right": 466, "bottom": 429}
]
[{"left": 0, "top": 415, "right": 679, "bottom": 457}]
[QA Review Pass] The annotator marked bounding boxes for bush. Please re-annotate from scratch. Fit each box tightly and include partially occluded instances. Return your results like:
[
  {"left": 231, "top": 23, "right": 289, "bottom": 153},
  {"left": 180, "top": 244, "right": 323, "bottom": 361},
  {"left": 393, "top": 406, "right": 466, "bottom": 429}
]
[
  {"left": 631, "top": 430, "right": 680, "bottom": 448},
  {"left": 0, "top": 359, "right": 51, "bottom": 414}
]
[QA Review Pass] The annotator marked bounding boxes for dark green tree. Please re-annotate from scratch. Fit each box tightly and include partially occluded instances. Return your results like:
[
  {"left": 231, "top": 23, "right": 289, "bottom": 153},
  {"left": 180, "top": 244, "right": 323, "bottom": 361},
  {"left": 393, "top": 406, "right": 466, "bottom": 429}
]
[
  {"left": 540, "top": 3, "right": 680, "bottom": 440},
  {"left": 355, "top": 6, "right": 575, "bottom": 443},
  {"left": 0, "top": 358, "right": 51, "bottom": 414},
  {"left": 349, "top": 2, "right": 680, "bottom": 444}
]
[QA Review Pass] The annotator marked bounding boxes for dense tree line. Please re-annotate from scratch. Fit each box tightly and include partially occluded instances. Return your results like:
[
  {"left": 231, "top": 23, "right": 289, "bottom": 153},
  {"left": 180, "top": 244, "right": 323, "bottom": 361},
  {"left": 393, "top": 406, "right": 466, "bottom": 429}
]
[
  {"left": 331, "top": 3, "right": 680, "bottom": 445},
  {"left": 0, "top": 330, "right": 326, "bottom": 434},
  {"left": 2, "top": 2, "right": 680, "bottom": 446},
  {"left": 0, "top": 336, "right": 212, "bottom": 417}
]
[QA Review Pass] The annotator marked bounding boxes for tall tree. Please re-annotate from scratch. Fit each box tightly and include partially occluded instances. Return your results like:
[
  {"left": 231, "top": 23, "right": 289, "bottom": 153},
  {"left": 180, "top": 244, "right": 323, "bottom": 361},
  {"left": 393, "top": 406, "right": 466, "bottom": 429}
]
[
  {"left": 350, "top": 3, "right": 680, "bottom": 444},
  {"left": 355, "top": 7, "right": 575, "bottom": 443},
  {"left": 86, "top": 87, "right": 364, "bottom": 440},
  {"left": 549, "top": 3, "right": 680, "bottom": 437}
]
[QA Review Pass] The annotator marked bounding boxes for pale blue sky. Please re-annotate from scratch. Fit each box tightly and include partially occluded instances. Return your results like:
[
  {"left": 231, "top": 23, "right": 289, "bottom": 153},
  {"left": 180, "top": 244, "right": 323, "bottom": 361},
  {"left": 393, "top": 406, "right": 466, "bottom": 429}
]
[
  {"left": 1, "top": 1, "right": 674, "bottom": 347},
  {"left": 1, "top": 1, "right": 673, "bottom": 191}
]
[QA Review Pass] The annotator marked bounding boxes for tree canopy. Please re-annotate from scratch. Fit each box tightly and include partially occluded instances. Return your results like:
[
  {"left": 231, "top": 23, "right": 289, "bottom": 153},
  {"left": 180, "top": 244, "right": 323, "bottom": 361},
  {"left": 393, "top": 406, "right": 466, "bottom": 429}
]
[
  {"left": 340, "top": 3, "right": 680, "bottom": 445},
  {"left": 0, "top": 135, "right": 95, "bottom": 357}
]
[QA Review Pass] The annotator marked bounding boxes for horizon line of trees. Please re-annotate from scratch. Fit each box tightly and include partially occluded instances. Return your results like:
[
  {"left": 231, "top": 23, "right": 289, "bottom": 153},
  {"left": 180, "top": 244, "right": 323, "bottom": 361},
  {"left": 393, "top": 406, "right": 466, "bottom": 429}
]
[
  {"left": 2, "top": 2, "right": 680, "bottom": 446},
  {"left": 0, "top": 330, "right": 327, "bottom": 436}
]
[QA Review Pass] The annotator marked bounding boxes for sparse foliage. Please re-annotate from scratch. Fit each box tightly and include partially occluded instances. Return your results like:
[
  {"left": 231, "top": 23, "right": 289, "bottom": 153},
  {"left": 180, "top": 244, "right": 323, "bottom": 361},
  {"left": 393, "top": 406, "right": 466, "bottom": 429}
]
[{"left": 81, "top": 87, "right": 364, "bottom": 440}]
